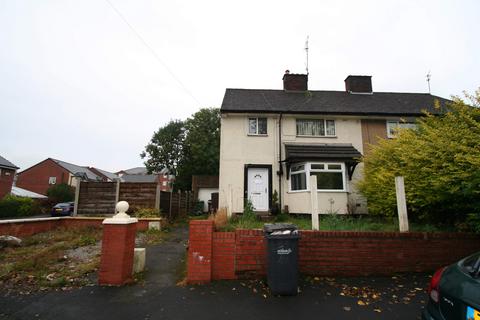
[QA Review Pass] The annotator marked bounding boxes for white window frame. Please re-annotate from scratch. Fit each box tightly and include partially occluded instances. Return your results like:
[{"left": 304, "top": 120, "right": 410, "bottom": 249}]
[
  {"left": 386, "top": 120, "right": 417, "bottom": 138},
  {"left": 247, "top": 117, "right": 268, "bottom": 136},
  {"left": 48, "top": 176, "right": 57, "bottom": 185},
  {"left": 296, "top": 119, "right": 336, "bottom": 137},
  {"left": 290, "top": 164, "right": 307, "bottom": 192},
  {"left": 289, "top": 162, "right": 347, "bottom": 192}
]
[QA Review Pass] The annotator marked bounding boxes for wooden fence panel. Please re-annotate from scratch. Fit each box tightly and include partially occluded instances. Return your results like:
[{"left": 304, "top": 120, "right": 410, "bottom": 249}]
[
  {"left": 77, "top": 182, "right": 116, "bottom": 215},
  {"left": 77, "top": 182, "right": 196, "bottom": 219},
  {"left": 119, "top": 182, "right": 157, "bottom": 209}
]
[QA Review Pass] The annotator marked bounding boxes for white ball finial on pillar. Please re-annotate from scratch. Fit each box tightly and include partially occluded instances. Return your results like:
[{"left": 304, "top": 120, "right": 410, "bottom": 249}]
[
  {"left": 109, "top": 200, "right": 136, "bottom": 221},
  {"left": 103, "top": 201, "right": 138, "bottom": 224}
]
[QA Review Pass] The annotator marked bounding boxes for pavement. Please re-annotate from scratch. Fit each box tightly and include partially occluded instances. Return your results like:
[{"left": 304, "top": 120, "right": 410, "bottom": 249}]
[{"left": 0, "top": 225, "right": 431, "bottom": 320}]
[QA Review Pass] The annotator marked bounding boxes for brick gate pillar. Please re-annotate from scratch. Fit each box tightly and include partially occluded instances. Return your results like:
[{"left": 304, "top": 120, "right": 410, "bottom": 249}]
[{"left": 98, "top": 201, "right": 138, "bottom": 285}]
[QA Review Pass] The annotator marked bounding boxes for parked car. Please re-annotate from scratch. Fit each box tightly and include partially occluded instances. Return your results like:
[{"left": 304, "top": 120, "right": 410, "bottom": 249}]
[
  {"left": 51, "top": 202, "right": 74, "bottom": 217},
  {"left": 422, "top": 251, "right": 480, "bottom": 320}
]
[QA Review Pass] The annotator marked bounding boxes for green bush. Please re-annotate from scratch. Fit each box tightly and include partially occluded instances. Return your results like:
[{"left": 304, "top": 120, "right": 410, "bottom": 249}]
[
  {"left": 46, "top": 183, "right": 75, "bottom": 203},
  {"left": 0, "top": 195, "right": 39, "bottom": 218},
  {"left": 130, "top": 207, "right": 160, "bottom": 218},
  {"left": 358, "top": 90, "right": 480, "bottom": 229}
]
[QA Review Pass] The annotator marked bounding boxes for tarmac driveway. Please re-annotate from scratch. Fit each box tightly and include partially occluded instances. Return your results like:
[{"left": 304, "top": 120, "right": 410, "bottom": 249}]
[{"left": 0, "top": 225, "right": 431, "bottom": 320}]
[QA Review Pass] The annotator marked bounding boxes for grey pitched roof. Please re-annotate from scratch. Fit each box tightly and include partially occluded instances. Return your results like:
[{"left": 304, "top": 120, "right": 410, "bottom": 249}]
[
  {"left": 51, "top": 158, "right": 100, "bottom": 180},
  {"left": 11, "top": 186, "right": 47, "bottom": 199},
  {"left": 285, "top": 144, "right": 362, "bottom": 161},
  {"left": 92, "top": 167, "right": 119, "bottom": 180},
  {"left": 0, "top": 155, "right": 19, "bottom": 170},
  {"left": 120, "top": 174, "right": 158, "bottom": 183},
  {"left": 119, "top": 167, "right": 148, "bottom": 175},
  {"left": 221, "top": 89, "right": 450, "bottom": 116}
]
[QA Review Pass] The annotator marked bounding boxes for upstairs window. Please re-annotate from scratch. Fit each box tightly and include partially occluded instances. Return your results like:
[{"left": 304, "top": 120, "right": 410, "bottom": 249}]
[
  {"left": 387, "top": 121, "right": 417, "bottom": 138},
  {"left": 48, "top": 177, "right": 57, "bottom": 185},
  {"left": 248, "top": 117, "right": 267, "bottom": 135},
  {"left": 296, "top": 119, "right": 336, "bottom": 137}
]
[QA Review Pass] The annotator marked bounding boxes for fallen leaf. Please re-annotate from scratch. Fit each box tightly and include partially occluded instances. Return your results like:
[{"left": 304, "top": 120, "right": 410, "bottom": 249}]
[
  {"left": 374, "top": 308, "right": 382, "bottom": 313},
  {"left": 343, "top": 307, "right": 351, "bottom": 311},
  {"left": 357, "top": 300, "right": 366, "bottom": 306}
]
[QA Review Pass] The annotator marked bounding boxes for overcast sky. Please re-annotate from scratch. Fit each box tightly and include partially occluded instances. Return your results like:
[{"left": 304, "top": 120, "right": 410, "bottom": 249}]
[{"left": 1, "top": 0, "right": 479, "bottom": 172}]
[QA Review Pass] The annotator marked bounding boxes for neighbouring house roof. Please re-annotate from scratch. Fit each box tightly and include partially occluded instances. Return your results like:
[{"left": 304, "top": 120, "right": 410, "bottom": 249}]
[
  {"left": 118, "top": 167, "right": 148, "bottom": 175},
  {"left": 117, "top": 167, "right": 170, "bottom": 175},
  {"left": 11, "top": 186, "right": 47, "bottom": 199},
  {"left": 0, "top": 155, "right": 19, "bottom": 170},
  {"left": 221, "top": 89, "right": 450, "bottom": 116},
  {"left": 90, "top": 167, "right": 119, "bottom": 181},
  {"left": 120, "top": 174, "right": 158, "bottom": 183},
  {"left": 285, "top": 144, "right": 362, "bottom": 162},
  {"left": 50, "top": 158, "right": 100, "bottom": 180}
]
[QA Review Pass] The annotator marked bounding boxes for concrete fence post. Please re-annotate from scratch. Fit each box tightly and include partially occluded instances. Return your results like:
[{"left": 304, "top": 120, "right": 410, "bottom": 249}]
[
  {"left": 73, "top": 179, "right": 81, "bottom": 216},
  {"left": 310, "top": 175, "right": 319, "bottom": 230},
  {"left": 395, "top": 176, "right": 409, "bottom": 232},
  {"left": 114, "top": 180, "right": 120, "bottom": 214},
  {"left": 155, "top": 183, "right": 161, "bottom": 212}
]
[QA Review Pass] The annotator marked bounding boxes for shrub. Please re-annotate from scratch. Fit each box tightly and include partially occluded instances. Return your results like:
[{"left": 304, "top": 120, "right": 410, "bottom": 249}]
[
  {"left": 130, "top": 207, "right": 160, "bottom": 218},
  {"left": 0, "top": 195, "right": 39, "bottom": 218},
  {"left": 46, "top": 183, "right": 75, "bottom": 203},
  {"left": 358, "top": 90, "right": 480, "bottom": 228}
]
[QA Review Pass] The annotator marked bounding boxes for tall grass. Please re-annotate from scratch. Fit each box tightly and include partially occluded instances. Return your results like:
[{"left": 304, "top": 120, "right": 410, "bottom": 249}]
[{"left": 220, "top": 213, "right": 444, "bottom": 232}]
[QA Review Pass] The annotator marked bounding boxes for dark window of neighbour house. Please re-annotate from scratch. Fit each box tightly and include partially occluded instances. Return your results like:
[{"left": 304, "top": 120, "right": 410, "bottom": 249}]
[{"left": 248, "top": 117, "right": 267, "bottom": 135}]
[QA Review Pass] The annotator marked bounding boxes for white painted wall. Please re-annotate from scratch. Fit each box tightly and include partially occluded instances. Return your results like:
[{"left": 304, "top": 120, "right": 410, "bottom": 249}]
[
  {"left": 197, "top": 187, "right": 219, "bottom": 212},
  {"left": 218, "top": 113, "right": 369, "bottom": 215}
]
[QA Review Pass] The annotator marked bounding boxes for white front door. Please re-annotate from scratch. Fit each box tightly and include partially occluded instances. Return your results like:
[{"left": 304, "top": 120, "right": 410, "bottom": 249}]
[{"left": 247, "top": 168, "right": 269, "bottom": 211}]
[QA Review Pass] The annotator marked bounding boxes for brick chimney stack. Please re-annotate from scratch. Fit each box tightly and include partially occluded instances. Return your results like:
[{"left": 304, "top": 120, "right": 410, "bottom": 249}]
[
  {"left": 283, "top": 70, "right": 308, "bottom": 91},
  {"left": 345, "top": 75, "right": 372, "bottom": 94}
]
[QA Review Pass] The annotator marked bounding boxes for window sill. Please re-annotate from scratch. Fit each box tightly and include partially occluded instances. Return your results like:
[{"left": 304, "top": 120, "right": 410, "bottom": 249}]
[
  {"left": 287, "top": 190, "right": 347, "bottom": 194},
  {"left": 247, "top": 134, "right": 268, "bottom": 137},
  {"left": 296, "top": 135, "right": 337, "bottom": 138}
]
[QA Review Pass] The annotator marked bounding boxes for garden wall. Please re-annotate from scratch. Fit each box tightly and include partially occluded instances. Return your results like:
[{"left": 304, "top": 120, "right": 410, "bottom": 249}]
[
  {"left": 0, "top": 217, "right": 162, "bottom": 238},
  {"left": 187, "top": 220, "right": 480, "bottom": 284}
]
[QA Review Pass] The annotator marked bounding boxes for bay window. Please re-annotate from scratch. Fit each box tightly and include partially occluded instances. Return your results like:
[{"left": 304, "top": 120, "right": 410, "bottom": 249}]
[{"left": 289, "top": 162, "right": 346, "bottom": 192}]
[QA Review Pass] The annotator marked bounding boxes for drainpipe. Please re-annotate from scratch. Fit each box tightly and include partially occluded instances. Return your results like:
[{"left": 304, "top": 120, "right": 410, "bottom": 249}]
[{"left": 278, "top": 113, "right": 283, "bottom": 210}]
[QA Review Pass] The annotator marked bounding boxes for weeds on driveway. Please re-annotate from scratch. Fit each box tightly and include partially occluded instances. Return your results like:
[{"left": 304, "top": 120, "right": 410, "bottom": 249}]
[{"left": 0, "top": 227, "right": 102, "bottom": 294}]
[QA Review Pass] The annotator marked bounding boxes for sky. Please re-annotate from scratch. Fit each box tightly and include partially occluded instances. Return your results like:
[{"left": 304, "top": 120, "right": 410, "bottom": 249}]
[{"left": 1, "top": 0, "right": 479, "bottom": 172}]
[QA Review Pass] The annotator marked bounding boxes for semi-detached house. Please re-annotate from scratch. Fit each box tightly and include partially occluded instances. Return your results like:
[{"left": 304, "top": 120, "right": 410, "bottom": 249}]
[{"left": 218, "top": 71, "right": 449, "bottom": 216}]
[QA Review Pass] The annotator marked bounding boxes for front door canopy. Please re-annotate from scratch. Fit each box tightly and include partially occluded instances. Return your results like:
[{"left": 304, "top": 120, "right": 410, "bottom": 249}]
[{"left": 284, "top": 144, "right": 362, "bottom": 180}]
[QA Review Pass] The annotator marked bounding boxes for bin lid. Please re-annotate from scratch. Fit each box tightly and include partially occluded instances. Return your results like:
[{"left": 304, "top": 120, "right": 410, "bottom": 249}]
[{"left": 264, "top": 223, "right": 298, "bottom": 234}]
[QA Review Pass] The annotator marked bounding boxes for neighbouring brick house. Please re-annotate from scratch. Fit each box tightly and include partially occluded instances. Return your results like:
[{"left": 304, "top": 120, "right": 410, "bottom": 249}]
[
  {"left": 0, "top": 155, "right": 19, "bottom": 199},
  {"left": 117, "top": 167, "right": 174, "bottom": 192},
  {"left": 219, "top": 71, "right": 449, "bottom": 216},
  {"left": 16, "top": 158, "right": 117, "bottom": 195}
]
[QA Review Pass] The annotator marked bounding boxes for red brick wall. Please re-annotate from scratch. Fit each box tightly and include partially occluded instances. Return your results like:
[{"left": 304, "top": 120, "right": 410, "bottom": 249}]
[
  {"left": 212, "top": 232, "right": 236, "bottom": 280},
  {"left": 187, "top": 220, "right": 214, "bottom": 284},
  {"left": 0, "top": 217, "right": 158, "bottom": 237},
  {"left": 187, "top": 221, "right": 480, "bottom": 283},
  {"left": 235, "top": 230, "right": 266, "bottom": 278},
  {"left": 16, "top": 159, "right": 70, "bottom": 195},
  {"left": 0, "top": 168, "right": 16, "bottom": 199}
]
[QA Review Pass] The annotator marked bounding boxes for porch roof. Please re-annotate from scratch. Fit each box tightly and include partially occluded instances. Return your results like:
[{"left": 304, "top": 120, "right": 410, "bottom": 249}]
[{"left": 284, "top": 144, "right": 362, "bottom": 162}]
